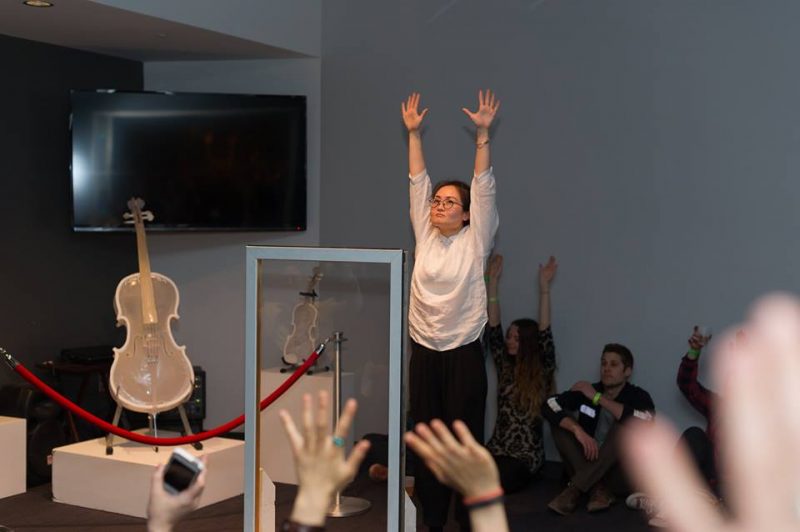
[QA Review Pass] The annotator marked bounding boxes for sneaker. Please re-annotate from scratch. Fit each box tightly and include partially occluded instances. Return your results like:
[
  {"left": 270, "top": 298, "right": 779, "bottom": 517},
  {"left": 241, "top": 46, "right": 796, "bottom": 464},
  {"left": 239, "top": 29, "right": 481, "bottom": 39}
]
[
  {"left": 548, "top": 485, "right": 582, "bottom": 515},
  {"left": 625, "top": 492, "right": 658, "bottom": 513},
  {"left": 587, "top": 483, "right": 616, "bottom": 512},
  {"left": 625, "top": 492, "right": 667, "bottom": 527}
]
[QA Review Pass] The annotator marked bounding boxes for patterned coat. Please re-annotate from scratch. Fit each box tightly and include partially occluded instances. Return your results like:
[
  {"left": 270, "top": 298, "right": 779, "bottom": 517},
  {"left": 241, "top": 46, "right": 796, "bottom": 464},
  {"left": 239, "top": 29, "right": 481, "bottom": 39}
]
[{"left": 485, "top": 324, "right": 556, "bottom": 474}]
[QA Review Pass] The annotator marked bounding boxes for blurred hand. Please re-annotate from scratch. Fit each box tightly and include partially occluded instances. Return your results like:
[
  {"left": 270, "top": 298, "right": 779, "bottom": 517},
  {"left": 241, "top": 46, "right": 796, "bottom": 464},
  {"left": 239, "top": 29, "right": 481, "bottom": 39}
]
[
  {"left": 624, "top": 293, "right": 800, "bottom": 532},
  {"left": 405, "top": 419, "right": 500, "bottom": 499},
  {"left": 280, "top": 392, "right": 371, "bottom": 527},
  {"left": 146, "top": 455, "right": 207, "bottom": 532}
]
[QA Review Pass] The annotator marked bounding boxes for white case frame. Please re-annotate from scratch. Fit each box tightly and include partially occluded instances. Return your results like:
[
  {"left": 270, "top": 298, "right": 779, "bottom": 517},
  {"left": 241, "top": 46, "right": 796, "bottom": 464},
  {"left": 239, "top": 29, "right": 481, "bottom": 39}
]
[{"left": 243, "top": 246, "right": 407, "bottom": 531}]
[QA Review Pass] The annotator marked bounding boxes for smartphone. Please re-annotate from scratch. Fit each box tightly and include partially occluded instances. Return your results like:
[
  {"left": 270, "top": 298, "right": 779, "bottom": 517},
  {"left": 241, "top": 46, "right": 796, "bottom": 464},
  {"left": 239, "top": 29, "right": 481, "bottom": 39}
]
[{"left": 163, "top": 447, "right": 204, "bottom": 495}]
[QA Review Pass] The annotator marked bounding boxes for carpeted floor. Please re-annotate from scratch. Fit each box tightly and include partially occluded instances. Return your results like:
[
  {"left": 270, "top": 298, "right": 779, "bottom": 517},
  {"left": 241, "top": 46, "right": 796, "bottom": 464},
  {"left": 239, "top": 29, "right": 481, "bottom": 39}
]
[{"left": 0, "top": 463, "right": 652, "bottom": 531}]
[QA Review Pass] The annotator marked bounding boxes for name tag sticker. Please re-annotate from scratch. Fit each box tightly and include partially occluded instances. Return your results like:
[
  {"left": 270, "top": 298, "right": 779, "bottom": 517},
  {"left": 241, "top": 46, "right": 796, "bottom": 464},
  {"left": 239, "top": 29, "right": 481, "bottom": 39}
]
[
  {"left": 547, "top": 397, "right": 562, "bottom": 413},
  {"left": 580, "top": 404, "right": 596, "bottom": 418}
]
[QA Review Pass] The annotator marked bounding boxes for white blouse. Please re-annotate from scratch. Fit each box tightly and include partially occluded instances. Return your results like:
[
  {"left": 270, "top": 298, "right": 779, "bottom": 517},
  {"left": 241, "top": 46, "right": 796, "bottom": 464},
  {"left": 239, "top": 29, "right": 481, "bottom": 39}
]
[{"left": 408, "top": 168, "right": 499, "bottom": 351}]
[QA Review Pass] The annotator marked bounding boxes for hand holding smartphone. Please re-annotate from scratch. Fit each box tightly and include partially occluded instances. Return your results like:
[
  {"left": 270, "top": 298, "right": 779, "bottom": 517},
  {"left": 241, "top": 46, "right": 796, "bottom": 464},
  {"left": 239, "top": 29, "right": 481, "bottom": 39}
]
[{"left": 163, "top": 447, "right": 205, "bottom": 495}]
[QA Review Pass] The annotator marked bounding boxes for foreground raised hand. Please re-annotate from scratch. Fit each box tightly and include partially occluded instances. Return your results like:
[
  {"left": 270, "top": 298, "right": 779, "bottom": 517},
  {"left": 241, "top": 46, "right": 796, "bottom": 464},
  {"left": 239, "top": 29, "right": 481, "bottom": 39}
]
[
  {"left": 147, "top": 455, "right": 207, "bottom": 532},
  {"left": 406, "top": 419, "right": 509, "bottom": 532},
  {"left": 624, "top": 293, "right": 800, "bottom": 532},
  {"left": 279, "top": 391, "right": 371, "bottom": 528}
]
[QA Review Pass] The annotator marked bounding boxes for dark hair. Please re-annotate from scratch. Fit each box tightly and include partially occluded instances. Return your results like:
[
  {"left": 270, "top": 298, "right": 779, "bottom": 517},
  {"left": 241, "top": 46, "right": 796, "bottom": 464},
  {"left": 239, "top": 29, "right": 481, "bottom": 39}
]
[
  {"left": 432, "top": 180, "right": 470, "bottom": 225},
  {"left": 602, "top": 343, "right": 634, "bottom": 369},
  {"left": 508, "top": 318, "right": 556, "bottom": 416}
]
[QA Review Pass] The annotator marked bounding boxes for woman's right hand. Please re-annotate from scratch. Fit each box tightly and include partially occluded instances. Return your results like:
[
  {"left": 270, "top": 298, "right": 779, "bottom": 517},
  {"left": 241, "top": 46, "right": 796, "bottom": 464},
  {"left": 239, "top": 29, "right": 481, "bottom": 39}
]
[{"left": 402, "top": 92, "right": 428, "bottom": 132}]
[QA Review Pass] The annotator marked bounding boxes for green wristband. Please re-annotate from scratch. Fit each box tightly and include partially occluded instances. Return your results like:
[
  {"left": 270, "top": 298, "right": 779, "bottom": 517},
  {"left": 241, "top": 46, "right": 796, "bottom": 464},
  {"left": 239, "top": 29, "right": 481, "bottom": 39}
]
[
  {"left": 687, "top": 348, "right": 701, "bottom": 360},
  {"left": 489, "top": 297, "right": 499, "bottom": 303},
  {"left": 592, "top": 392, "right": 602, "bottom": 406}
]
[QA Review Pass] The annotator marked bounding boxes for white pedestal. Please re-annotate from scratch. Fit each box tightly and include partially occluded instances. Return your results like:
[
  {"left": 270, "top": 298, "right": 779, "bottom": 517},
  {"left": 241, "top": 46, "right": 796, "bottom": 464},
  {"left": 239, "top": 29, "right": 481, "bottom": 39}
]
[
  {"left": 259, "top": 468, "right": 276, "bottom": 532},
  {"left": 259, "top": 368, "right": 354, "bottom": 484},
  {"left": 0, "top": 416, "right": 26, "bottom": 499},
  {"left": 52, "top": 434, "right": 244, "bottom": 517}
]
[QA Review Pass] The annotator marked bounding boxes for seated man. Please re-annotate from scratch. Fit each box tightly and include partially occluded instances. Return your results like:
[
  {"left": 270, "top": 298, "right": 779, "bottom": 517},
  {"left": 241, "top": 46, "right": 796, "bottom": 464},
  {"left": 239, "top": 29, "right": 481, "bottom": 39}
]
[{"left": 543, "top": 343, "right": 655, "bottom": 515}]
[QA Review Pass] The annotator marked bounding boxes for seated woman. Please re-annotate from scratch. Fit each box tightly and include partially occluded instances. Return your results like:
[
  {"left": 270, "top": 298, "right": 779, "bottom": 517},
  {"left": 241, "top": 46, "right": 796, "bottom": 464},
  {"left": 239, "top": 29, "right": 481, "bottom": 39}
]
[{"left": 484, "top": 253, "right": 557, "bottom": 493}]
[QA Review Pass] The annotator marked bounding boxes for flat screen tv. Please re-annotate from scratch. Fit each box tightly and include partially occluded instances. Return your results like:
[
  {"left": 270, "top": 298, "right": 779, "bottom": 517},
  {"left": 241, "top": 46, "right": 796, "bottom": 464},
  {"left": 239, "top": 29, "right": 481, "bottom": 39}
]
[{"left": 70, "top": 90, "right": 306, "bottom": 232}]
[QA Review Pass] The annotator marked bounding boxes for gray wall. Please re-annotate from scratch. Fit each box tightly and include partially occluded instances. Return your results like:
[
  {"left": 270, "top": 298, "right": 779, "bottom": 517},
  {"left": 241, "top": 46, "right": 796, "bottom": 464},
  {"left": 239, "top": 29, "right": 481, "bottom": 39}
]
[
  {"left": 0, "top": 34, "right": 142, "bottom": 385},
  {"left": 320, "top": 0, "right": 800, "bottom": 446},
  {"left": 143, "top": 59, "right": 321, "bottom": 428},
  {"left": 94, "top": 0, "right": 321, "bottom": 56}
]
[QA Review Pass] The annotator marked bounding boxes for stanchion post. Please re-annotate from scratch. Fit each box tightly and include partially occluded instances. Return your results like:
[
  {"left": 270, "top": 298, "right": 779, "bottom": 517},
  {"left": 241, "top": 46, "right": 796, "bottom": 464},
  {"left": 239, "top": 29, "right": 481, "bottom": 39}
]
[{"left": 327, "top": 331, "right": 371, "bottom": 518}]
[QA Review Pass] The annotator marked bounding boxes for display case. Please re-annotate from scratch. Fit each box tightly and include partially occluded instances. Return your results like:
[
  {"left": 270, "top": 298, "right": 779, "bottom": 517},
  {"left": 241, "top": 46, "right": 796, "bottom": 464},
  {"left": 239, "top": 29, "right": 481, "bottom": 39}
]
[{"left": 243, "top": 246, "right": 406, "bottom": 531}]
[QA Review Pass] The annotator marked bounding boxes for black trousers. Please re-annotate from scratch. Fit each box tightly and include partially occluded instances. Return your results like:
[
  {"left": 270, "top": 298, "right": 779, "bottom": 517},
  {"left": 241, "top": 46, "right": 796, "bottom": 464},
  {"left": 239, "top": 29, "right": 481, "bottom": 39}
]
[
  {"left": 492, "top": 454, "right": 534, "bottom": 494},
  {"left": 409, "top": 338, "right": 487, "bottom": 529},
  {"left": 680, "top": 426, "right": 718, "bottom": 494}
]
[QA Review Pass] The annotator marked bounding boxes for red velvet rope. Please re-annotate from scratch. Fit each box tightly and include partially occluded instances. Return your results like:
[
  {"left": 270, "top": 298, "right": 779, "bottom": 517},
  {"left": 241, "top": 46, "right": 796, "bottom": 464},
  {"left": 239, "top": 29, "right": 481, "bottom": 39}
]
[{"left": 11, "top": 350, "right": 321, "bottom": 446}]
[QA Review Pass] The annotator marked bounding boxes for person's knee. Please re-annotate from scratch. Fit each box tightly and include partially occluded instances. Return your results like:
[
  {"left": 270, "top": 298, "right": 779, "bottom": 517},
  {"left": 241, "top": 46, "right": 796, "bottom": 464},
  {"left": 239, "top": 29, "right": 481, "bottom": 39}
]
[{"left": 680, "top": 426, "right": 708, "bottom": 450}]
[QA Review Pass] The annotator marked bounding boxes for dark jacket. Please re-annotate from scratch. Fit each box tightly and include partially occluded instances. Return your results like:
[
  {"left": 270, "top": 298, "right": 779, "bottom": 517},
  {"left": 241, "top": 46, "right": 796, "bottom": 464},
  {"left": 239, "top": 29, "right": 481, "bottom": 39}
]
[{"left": 542, "top": 381, "right": 655, "bottom": 437}]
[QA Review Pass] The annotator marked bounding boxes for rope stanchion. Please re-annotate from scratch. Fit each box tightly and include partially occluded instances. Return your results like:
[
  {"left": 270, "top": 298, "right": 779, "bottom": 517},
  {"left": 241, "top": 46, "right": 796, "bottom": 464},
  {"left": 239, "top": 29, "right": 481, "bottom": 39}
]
[{"left": 0, "top": 343, "right": 325, "bottom": 446}]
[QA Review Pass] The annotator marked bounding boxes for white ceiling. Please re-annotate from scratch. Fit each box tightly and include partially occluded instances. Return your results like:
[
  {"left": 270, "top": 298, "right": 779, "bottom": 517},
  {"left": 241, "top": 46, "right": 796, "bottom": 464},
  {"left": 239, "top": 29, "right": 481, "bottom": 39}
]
[{"left": 0, "top": 0, "right": 305, "bottom": 61}]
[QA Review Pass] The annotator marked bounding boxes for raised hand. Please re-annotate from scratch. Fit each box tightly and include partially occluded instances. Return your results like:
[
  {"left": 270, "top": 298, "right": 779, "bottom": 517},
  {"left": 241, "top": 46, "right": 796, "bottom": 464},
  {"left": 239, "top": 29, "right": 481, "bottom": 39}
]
[
  {"left": 405, "top": 419, "right": 500, "bottom": 498},
  {"left": 539, "top": 256, "right": 557, "bottom": 291},
  {"left": 462, "top": 89, "right": 500, "bottom": 130},
  {"left": 147, "top": 456, "right": 207, "bottom": 532},
  {"left": 402, "top": 92, "right": 429, "bottom": 132},
  {"left": 487, "top": 254, "right": 504, "bottom": 282},
  {"left": 279, "top": 392, "right": 371, "bottom": 527},
  {"left": 624, "top": 293, "right": 800, "bottom": 532},
  {"left": 688, "top": 326, "right": 712, "bottom": 350}
]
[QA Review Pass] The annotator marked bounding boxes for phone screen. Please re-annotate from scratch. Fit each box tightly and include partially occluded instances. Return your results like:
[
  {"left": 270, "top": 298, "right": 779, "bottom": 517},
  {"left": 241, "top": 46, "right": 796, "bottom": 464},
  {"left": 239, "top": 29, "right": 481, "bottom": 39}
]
[{"left": 163, "top": 456, "right": 198, "bottom": 493}]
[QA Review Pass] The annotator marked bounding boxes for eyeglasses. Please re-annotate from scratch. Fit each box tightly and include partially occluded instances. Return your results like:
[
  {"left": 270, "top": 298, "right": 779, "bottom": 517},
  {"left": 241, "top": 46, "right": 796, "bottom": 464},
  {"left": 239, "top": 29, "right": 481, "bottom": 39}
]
[{"left": 428, "top": 198, "right": 463, "bottom": 210}]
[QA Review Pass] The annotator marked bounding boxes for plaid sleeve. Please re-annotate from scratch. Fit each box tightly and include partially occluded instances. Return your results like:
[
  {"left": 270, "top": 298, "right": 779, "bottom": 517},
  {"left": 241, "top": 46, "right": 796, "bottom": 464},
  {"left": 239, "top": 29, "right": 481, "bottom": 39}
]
[{"left": 677, "top": 355, "right": 714, "bottom": 419}]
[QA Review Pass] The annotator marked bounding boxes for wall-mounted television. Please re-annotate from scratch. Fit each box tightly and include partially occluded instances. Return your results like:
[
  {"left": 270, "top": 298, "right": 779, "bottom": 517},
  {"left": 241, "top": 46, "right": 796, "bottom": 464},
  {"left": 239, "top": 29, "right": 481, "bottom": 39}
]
[{"left": 70, "top": 90, "right": 306, "bottom": 232}]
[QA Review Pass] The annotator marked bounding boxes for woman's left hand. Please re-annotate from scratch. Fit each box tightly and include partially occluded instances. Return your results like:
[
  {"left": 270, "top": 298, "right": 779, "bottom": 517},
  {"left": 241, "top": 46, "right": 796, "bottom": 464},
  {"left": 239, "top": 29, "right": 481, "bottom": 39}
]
[{"left": 462, "top": 89, "right": 500, "bottom": 130}]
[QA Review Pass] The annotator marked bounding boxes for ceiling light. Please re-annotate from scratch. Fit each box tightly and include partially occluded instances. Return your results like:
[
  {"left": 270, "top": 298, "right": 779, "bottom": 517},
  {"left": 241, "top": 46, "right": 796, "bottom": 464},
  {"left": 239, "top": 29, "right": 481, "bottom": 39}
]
[{"left": 23, "top": 1, "right": 54, "bottom": 7}]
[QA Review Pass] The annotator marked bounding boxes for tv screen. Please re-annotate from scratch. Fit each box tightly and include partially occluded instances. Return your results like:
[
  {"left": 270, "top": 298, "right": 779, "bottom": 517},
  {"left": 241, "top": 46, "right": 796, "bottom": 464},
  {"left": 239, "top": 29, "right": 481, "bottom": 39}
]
[{"left": 70, "top": 90, "right": 306, "bottom": 232}]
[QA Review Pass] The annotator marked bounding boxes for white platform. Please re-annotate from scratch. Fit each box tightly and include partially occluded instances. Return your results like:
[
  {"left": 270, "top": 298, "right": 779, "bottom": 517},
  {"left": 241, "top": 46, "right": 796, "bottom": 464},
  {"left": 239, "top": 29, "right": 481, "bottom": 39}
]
[
  {"left": 52, "top": 434, "right": 244, "bottom": 518},
  {"left": 0, "top": 416, "right": 26, "bottom": 499},
  {"left": 260, "top": 368, "right": 354, "bottom": 484}
]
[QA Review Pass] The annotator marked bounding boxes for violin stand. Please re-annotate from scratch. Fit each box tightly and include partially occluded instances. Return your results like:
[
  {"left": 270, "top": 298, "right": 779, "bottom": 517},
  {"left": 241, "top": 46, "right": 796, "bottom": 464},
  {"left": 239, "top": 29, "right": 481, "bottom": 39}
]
[
  {"left": 105, "top": 404, "right": 202, "bottom": 455},
  {"left": 327, "top": 331, "right": 371, "bottom": 518}
]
